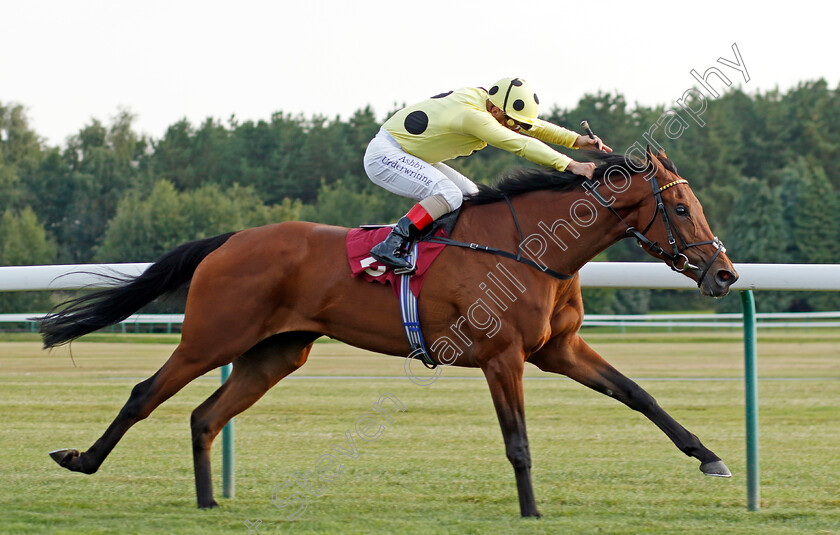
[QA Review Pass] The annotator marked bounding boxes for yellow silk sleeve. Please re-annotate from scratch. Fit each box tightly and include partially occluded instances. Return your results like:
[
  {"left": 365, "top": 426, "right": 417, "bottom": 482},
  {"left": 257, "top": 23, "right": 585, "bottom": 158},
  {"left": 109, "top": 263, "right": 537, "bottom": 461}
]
[
  {"left": 524, "top": 119, "right": 580, "bottom": 149},
  {"left": 460, "top": 110, "right": 573, "bottom": 172}
]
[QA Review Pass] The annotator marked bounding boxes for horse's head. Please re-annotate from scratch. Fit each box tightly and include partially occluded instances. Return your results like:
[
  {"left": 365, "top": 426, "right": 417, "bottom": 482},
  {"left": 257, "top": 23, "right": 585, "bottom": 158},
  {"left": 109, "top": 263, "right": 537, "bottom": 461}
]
[{"left": 629, "top": 147, "right": 738, "bottom": 297}]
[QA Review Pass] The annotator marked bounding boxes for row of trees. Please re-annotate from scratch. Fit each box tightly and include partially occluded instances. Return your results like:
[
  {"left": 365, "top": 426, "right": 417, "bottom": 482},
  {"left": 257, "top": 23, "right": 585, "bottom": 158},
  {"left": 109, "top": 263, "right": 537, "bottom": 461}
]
[{"left": 1, "top": 79, "right": 839, "bottom": 313}]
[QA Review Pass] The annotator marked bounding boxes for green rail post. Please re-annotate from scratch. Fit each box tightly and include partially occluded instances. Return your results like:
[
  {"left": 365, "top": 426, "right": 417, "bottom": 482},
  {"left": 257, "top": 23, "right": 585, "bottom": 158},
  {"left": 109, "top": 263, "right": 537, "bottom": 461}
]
[
  {"left": 221, "top": 363, "right": 235, "bottom": 499},
  {"left": 740, "top": 290, "right": 759, "bottom": 511}
]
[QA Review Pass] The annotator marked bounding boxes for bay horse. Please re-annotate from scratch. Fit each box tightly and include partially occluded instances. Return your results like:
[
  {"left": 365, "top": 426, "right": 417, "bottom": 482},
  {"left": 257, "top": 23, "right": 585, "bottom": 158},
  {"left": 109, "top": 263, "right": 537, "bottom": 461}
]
[{"left": 40, "top": 147, "right": 738, "bottom": 517}]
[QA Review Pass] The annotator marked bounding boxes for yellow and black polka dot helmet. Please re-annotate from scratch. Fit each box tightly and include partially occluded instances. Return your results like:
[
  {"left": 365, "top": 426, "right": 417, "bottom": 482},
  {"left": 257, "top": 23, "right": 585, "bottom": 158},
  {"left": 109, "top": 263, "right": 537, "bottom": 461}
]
[{"left": 487, "top": 77, "right": 540, "bottom": 126}]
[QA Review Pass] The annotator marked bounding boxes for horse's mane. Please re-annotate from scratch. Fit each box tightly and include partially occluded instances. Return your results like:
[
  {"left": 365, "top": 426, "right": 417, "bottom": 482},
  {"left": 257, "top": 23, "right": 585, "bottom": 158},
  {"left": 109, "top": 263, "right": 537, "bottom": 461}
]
[{"left": 465, "top": 151, "right": 659, "bottom": 205}]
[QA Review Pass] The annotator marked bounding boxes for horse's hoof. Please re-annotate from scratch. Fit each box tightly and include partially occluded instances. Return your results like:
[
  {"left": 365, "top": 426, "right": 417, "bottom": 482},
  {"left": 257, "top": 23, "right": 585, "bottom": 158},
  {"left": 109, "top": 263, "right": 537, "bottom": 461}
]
[
  {"left": 700, "top": 460, "right": 731, "bottom": 477},
  {"left": 198, "top": 500, "right": 220, "bottom": 509},
  {"left": 49, "top": 448, "right": 80, "bottom": 468},
  {"left": 48, "top": 448, "right": 97, "bottom": 474}
]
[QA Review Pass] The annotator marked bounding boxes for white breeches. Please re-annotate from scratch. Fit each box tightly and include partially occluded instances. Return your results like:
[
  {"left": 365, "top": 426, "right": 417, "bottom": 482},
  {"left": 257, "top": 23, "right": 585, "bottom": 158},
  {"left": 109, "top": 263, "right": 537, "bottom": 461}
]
[{"left": 363, "top": 127, "right": 478, "bottom": 211}]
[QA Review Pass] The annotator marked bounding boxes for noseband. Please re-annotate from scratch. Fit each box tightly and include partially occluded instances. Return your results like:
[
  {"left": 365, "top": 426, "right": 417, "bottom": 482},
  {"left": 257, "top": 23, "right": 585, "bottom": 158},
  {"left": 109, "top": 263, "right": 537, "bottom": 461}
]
[{"left": 605, "top": 174, "right": 726, "bottom": 288}]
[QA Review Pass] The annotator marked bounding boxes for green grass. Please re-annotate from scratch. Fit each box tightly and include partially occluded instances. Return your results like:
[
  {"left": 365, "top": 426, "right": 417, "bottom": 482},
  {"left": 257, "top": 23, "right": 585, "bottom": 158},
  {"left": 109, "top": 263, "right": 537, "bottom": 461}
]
[{"left": 1, "top": 333, "right": 839, "bottom": 534}]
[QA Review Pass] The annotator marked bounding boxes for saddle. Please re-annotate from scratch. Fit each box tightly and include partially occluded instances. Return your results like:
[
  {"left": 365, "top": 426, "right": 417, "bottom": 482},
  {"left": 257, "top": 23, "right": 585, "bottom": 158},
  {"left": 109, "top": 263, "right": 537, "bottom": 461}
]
[
  {"left": 346, "top": 210, "right": 459, "bottom": 299},
  {"left": 346, "top": 211, "right": 460, "bottom": 369}
]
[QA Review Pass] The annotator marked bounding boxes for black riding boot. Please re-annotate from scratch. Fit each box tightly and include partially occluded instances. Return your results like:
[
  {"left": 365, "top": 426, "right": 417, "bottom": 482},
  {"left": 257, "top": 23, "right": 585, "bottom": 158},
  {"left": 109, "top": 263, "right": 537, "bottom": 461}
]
[{"left": 370, "top": 216, "right": 419, "bottom": 270}]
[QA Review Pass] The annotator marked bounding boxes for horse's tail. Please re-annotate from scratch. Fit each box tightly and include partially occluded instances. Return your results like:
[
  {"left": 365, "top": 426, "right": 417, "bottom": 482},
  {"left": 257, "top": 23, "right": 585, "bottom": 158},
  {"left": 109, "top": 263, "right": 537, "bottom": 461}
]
[{"left": 38, "top": 232, "right": 237, "bottom": 349}]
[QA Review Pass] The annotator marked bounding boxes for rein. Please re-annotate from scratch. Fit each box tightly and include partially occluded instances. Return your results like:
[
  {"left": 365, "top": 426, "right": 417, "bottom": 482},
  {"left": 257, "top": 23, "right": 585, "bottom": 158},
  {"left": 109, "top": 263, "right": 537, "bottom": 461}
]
[
  {"left": 426, "top": 195, "right": 573, "bottom": 281},
  {"left": 427, "top": 167, "right": 725, "bottom": 288}
]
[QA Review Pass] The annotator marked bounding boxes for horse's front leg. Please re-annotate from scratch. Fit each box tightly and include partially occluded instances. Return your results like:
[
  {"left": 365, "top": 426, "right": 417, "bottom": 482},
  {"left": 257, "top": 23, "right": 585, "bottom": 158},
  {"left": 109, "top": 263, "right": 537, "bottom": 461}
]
[
  {"left": 529, "top": 334, "right": 730, "bottom": 477},
  {"left": 481, "top": 351, "right": 541, "bottom": 518}
]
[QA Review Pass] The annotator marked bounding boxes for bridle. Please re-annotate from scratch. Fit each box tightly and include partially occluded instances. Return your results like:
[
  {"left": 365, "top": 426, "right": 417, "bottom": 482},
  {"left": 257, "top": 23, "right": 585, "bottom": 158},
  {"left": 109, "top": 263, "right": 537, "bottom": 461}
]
[
  {"left": 604, "top": 171, "right": 727, "bottom": 288},
  {"left": 427, "top": 159, "right": 727, "bottom": 289}
]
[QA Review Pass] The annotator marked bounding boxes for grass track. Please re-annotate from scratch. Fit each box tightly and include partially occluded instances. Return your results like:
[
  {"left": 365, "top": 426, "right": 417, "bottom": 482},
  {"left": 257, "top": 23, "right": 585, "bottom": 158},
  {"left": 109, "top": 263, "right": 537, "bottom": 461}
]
[{"left": 1, "top": 332, "right": 838, "bottom": 534}]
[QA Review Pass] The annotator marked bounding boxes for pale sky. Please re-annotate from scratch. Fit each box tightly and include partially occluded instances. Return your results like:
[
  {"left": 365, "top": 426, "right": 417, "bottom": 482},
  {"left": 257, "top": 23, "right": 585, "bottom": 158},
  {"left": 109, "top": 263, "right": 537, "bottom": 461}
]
[{"left": 2, "top": 0, "right": 836, "bottom": 147}]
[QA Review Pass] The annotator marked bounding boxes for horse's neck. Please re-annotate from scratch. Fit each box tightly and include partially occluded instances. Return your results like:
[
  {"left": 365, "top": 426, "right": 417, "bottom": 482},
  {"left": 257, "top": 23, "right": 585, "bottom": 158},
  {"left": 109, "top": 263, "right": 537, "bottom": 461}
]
[
  {"left": 462, "top": 184, "right": 653, "bottom": 276},
  {"left": 538, "top": 179, "right": 656, "bottom": 273}
]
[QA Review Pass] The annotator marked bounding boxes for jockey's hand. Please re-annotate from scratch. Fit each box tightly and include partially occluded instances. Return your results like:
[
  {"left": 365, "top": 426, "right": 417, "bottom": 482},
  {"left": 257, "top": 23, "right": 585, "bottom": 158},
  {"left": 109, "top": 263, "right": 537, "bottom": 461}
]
[
  {"left": 574, "top": 134, "right": 613, "bottom": 153},
  {"left": 566, "top": 160, "right": 597, "bottom": 179}
]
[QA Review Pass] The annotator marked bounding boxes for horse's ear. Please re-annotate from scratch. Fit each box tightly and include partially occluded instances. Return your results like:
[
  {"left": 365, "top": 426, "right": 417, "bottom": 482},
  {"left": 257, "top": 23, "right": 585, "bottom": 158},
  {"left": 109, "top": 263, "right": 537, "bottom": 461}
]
[
  {"left": 644, "top": 144, "right": 666, "bottom": 177},
  {"left": 645, "top": 144, "right": 668, "bottom": 160}
]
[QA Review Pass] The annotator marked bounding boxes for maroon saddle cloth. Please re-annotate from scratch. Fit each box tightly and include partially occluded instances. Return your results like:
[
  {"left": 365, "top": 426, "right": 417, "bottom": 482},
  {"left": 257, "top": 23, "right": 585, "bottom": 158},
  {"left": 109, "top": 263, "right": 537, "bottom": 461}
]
[{"left": 345, "top": 225, "right": 449, "bottom": 298}]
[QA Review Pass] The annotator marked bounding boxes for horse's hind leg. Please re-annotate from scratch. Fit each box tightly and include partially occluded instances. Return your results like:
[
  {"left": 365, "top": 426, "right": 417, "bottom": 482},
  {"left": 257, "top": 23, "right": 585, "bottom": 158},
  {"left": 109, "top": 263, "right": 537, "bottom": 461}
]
[
  {"left": 190, "top": 332, "right": 318, "bottom": 508},
  {"left": 49, "top": 343, "right": 237, "bottom": 475},
  {"left": 529, "top": 335, "right": 730, "bottom": 477}
]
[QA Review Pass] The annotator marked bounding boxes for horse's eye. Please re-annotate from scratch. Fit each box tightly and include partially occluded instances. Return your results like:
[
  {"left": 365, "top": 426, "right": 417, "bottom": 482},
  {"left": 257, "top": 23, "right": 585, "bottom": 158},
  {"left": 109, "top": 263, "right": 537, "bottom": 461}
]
[{"left": 675, "top": 204, "right": 689, "bottom": 216}]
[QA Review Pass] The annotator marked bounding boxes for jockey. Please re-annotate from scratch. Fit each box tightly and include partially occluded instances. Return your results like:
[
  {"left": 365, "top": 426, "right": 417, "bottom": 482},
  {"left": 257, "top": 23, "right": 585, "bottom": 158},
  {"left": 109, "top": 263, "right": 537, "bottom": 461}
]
[{"left": 364, "top": 77, "right": 613, "bottom": 270}]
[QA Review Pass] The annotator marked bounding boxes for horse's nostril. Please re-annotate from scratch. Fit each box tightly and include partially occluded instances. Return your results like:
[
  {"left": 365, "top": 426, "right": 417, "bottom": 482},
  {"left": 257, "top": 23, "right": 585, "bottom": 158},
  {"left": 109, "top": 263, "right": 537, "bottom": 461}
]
[{"left": 717, "top": 270, "right": 737, "bottom": 284}]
